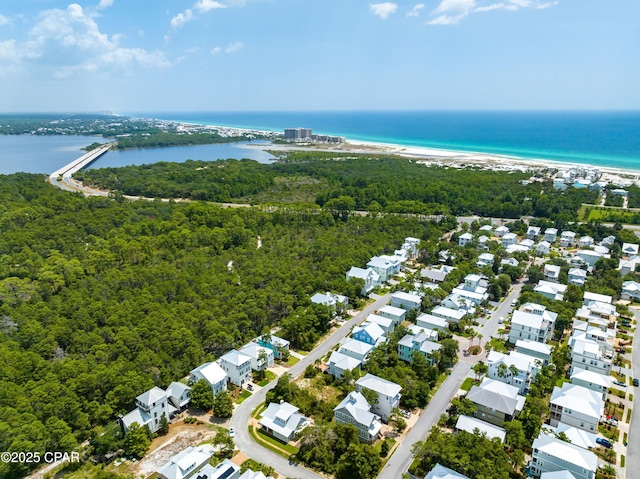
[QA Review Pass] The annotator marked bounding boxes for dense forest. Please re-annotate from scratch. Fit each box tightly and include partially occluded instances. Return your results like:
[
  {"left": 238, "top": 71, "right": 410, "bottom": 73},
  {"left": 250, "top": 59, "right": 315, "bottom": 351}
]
[
  {"left": 0, "top": 173, "right": 446, "bottom": 478},
  {"left": 75, "top": 152, "right": 598, "bottom": 220}
]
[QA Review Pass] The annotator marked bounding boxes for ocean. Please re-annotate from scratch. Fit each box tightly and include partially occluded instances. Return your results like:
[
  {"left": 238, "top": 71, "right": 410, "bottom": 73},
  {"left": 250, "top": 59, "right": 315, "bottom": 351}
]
[
  {"left": 1, "top": 112, "right": 639, "bottom": 174},
  {"left": 135, "top": 111, "right": 640, "bottom": 171}
]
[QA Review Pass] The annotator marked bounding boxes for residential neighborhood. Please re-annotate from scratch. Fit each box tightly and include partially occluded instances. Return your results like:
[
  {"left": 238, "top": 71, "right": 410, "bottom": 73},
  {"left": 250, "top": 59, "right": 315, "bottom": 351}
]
[{"left": 105, "top": 224, "right": 640, "bottom": 479}]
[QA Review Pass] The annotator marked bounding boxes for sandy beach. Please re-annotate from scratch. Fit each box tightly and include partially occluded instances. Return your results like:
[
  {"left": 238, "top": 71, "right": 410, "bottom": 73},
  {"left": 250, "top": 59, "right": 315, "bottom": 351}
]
[{"left": 238, "top": 135, "right": 640, "bottom": 186}]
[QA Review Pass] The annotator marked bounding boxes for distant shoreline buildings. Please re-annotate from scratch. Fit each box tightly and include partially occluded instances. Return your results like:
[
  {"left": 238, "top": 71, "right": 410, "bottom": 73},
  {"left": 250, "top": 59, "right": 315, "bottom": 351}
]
[{"left": 284, "top": 127, "right": 345, "bottom": 144}]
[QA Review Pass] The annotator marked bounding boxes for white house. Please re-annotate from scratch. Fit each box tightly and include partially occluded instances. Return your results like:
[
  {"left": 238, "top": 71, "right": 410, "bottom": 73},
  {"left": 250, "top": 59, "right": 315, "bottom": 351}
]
[
  {"left": 156, "top": 444, "right": 215, "bottom": 479},
  {"left": 508, "top": 307, "right": 556, "bottom": 344},
  {"left": 578, "top": 236, "right": 594, "bottom": 248},
  {"left": 455, "top": 415, "right": 506, "bottom": 442},
  {"left": 258, "top": 335, "right": 290, "bottom": 360},
  {"left": 397, "top": 332, "right": 442, "bottom": 364},
  {"left": 339, "top": 338, "right": 374, "bottom": 361},
  {"left": 310, "top": 291, "right": 349, "bottom": 313},
  {"left": 239, "top": 342, "right": 275, "bottom": 371},
  {"left": 365, "top": 313, "right": 394, "bottom": 333},
  {"left": 618, "top": 257, "right": 639, "bottom": 276},
  {"left": 544, "top": 423, "right": 598, "bottom": 451},
  {"left": 600, "top": 235, "right": 616, "bottom": 247},
  {"left": 389, "top": 291, "right": 422, "bottom": 310},
  {"left": 479, "top": 224, "right": 493, "bottom": 233},
  {"left": 622, "top": 280, "right": 640, "bottom": 300},
  {"left": 121, "top": 386, "right": 173, "bottom": 434},
  {"left": 465, "top": 378, "right": 526, "bottom": 427},
  {"left": 431, "top": 306, "right": 465, "bottom": 324},
  {"left": 477, "top": 235, "right": 490, "bottom": 250},
  {"left": 476, "top": 252, "right": 495, "bottom": 267},
  {"left": 486, "top": 350, "right": 540, "bottom": 394},
  {"left": 259, "top": 401, "right": 309, "bottom": 443},
  {"left": 568, "top": 268, "right": 587, "bottom": 286},
  {"left": 352, "top": 321, "right": 386, "bottom": 347},
  {"left": 530, "top": 434, "right": 597, "bottom": 479},
  {"left": 326, "top": 351, "right": 361, "bottom": 379},
  {"left": 346, "top": 267, "right": 380, "bottom": 295},
  {"left": 425, "top": 464, "right": 471, "bottom": 479},
  {"left": 459, "top": 232, "right": 473, "bottom": 247},
  {"left": 377, "top": 305, "right": 407, "bottom": 325},
  {"left": 502, "top": 232, "right": 518, "bottom": 248},
  {"left": 576, "top": 249, "right": 604, "bottom": 268},
  {"left": 543, "top": 264, "right": 561, "bottom": 283},
  {"left": 333, "top": 391, "right": 382, "bottom": 443},
  {"left": 583, "top": 291, "right": 612, "bottom": 306},
  {"left": 515, "top": 339, "right": 552, "bottom": 365},
  {"left": 519, "top": 238, "right": 535, "bottom": 250},
  {"left": 569, "top": 337, "right": 612, "bottom": 376},
  {"left": 166, "top": 382, "right": 191, "bottom": 411},
  {"left": 544, "top": 228, "right": 558, "bottom": 243},
  {"left": 367, "top": 256, "right": 402, "bottom": 283},
  {"left": 549, "top": 383, "right": 604, "bottom": 433},
  {"left": 527, "top": 226, "right": 541, "bottom": 240},
  {"left": 219, "top": 349, "right": 252, "bottom": 387},
  {"left": 495, "top": 225, "right": 510, "bottom": 237},
  {"left": 536, "top": 241, "right": 551, "bottom": 256},
  {"left": 420, "top": 266, "right": 453, "bottom": 284},
  {"left": 407, "top": 324, "right": 439, "bottom": 340},
  {"left": 355, "top": 373, "right": 402, "bottom": 422},
  {"left": 622, "top": 242, "right": 639, "bottom": 257},
  {"left": 196, "top": 459, "right": 240, "bottom": 479},
  {"left": 534, "top": 280, "right": 567, "bottom": 301},
  {"left": 500, "top": 257, "right": 519, "bottom": 269},
  {"left": 559, "top": 231, "right": 577, "bottom": 247},
  {"left": 417, "top": 312, "right": 449, "bottom": 331},
  {"left": 570, "top": 367, "right": 611, "bottom": 399},
  {"left": 190, "top": 362, "right": 228, "bottom": 395}
]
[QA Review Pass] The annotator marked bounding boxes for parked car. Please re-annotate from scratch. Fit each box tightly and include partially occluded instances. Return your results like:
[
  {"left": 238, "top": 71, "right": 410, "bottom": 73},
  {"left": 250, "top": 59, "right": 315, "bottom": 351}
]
[
  {"left": 401, "top": 409, "right": 411, "bottom": 418},
  {"left": 229, "top": 427, "right": 235, "bottom": 437},
  {"left": 596, "top": 437, "right": 614, "bottom": 449},
  {"left": 634, "top": 378, "right": 639, "bottom": 387},
  {"left": 613, "top": 380, "right": 627, "bottom": 388},
  {"left": 498, "top": 316, "right": 504, "bottom": 324}
]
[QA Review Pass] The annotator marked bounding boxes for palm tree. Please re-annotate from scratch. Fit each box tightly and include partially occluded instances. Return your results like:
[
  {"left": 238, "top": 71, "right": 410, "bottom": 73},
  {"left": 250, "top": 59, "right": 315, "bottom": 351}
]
[{"left": 497, "top": 363, "right": 509, "bottom": 379}]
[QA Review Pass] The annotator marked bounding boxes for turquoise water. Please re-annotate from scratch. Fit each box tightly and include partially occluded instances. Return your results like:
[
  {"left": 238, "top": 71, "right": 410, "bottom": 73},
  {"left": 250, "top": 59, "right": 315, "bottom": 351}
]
[{"left": 134, "top": 111, "right": 640, "bottom": 170}]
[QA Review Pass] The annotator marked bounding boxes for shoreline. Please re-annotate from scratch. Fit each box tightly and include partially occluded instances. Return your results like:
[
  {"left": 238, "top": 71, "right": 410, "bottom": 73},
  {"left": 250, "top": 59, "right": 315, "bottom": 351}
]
[
  {"left": 240, "top": 137, "right": 640, "bottom": 185},
  {"left": 156, "top": 116, "right": 640, "bottom": 181}
]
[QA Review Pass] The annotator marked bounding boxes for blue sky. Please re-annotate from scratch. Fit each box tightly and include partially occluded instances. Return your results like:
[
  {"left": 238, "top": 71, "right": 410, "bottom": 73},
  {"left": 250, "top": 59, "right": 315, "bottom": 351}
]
[{"left": 0, "top": 0, "right": 638, "bottom": 112}]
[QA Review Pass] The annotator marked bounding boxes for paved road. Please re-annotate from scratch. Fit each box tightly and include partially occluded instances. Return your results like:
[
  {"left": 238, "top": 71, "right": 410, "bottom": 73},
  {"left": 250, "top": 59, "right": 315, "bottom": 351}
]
[
  {"left": 378, "top": 281, "right": 524, "bottom": 478},
  {"left": 623, "top": 308, "right": 640, "bottom": 479},
  {"left": 230, "top": 293, "right": 391, "bottom": 479},
  {"left": 378, "top": 360, "right": 471, "bottom": 479}
]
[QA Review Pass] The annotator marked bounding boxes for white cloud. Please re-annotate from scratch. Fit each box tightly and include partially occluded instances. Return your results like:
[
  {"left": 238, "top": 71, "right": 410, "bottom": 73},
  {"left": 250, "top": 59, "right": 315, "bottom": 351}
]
[
  {"left": 370, "top": 3, "right": 398, "bottom": 19},
  {"left": 170, "top": 9, "right": 195, "bottom": 29},
  {"left": 0, "top": 14, "right": 12, "bottom": 26},
  {"left": 427, "top": 0, "right": 558, "bottom": 25},
  {"left": 170, "top": 0, "right": 230, "bottom": 31},
  {"left": 475, "top": 3, "right": 508, "bottom": 12},
  {"left": 211, "top": 42, "right": 244, "bottom": 54},
  {"left": 536, "top": 1, "right": 559, "bottom": 9},
  {"left": 434, "top": 0, "right": 476, "bottom": 14},
  {"left": 407, "top": 4, "right": 425, "bottom": 17},
  {"left": 194, "top": 0, "right": 226, "bottom": 13},
  {"left": 97, "top": 0, "right": 114, "bottom": 10},
  {"left": 225, "top": 41, "right": 243, "bottom": 53},
  {"left": 2, "top": 4, "right": 171, "bottom": 78}
]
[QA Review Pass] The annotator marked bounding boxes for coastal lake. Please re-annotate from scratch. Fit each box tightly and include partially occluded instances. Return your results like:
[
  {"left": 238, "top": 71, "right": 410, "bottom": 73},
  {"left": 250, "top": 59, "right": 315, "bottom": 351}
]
[{"left": 0, "top": 135, "right": 276, "bottom": 175}]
